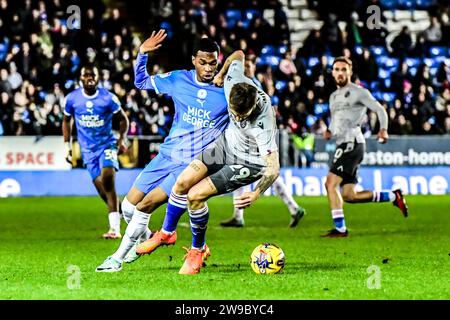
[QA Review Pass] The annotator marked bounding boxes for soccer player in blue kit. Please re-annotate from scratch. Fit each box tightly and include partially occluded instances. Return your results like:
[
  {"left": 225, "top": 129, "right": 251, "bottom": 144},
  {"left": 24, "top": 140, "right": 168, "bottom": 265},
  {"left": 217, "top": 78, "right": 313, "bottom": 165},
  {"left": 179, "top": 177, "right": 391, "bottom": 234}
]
[
  {"left": 62, "top": 65, "right": 129, "bottom": 239},
  {"left": 96, "top": 30, "right": 229, "bottom": 272}
]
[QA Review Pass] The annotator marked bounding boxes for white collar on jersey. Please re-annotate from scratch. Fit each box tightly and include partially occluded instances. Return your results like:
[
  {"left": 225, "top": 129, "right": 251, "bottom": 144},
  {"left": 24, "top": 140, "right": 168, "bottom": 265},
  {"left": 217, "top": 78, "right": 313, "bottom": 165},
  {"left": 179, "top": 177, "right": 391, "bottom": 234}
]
[
  {"left": 194, "top": 73, "right": 211, "bottom": 87},
  {"left": 81, "top": 89, "right": 99, "bottom": 99}
]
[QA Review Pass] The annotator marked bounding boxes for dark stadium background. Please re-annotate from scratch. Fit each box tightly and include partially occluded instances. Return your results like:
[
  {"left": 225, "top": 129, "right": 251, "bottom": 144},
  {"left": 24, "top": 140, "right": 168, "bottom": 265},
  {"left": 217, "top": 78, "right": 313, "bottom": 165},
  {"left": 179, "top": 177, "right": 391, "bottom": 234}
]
[{"left": 0, "top": 0, "right": 448, "bottom": 168}]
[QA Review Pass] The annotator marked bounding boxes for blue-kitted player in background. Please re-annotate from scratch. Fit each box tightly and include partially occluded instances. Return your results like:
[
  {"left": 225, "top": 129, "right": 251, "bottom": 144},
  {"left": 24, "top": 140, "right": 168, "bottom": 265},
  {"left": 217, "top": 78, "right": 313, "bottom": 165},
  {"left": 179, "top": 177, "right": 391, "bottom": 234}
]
[
  {"left": 96, "top": 30, "right": 230, "bottom": 272},
  {"left": 62, "top": 65, "right": 129, "bottom": 239}
]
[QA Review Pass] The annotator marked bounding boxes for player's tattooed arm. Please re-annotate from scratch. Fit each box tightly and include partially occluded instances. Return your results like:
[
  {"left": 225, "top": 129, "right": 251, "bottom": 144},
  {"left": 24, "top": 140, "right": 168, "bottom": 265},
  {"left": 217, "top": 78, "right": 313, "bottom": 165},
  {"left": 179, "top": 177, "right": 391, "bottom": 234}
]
[
  {"left": 255, "top": 151, "right": 280, "bottom": 195},
  {"left": 234, "top": 152, "right": 280, "bottom": 209},
  {"left": 213, "top": 50, "right": 245, "bottom": 86}
]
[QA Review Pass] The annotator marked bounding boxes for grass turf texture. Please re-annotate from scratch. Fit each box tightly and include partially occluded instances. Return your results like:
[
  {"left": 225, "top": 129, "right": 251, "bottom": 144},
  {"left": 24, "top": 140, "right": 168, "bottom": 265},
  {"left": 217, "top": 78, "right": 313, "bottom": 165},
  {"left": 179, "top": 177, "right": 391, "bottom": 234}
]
[{"left": 0, "top": 195, "right": 449, "bottom": 300}]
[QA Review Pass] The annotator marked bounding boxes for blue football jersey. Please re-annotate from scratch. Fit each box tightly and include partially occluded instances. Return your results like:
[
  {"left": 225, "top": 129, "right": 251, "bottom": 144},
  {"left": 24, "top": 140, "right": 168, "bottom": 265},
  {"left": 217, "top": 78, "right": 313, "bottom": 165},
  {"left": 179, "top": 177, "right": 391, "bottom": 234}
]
[
  {"left": 135, "top": 52, "right": 229, "bottom": 164},
  {"left": 63, "top": 88, "right": 121, "bottom": 155}
]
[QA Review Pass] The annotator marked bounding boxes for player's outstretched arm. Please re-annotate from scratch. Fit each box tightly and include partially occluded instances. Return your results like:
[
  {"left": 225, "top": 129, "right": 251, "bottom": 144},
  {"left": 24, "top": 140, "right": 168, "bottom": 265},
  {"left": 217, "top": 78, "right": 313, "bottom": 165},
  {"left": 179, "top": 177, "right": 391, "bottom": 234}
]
[
  {"left": 62, "top": 115, "right": 73, "bottom": 165},
  {"left": 139, "top": 29, "right": 167, "bottom": 55},
  {"left": 234, "top": 151, "right": 280, "bottom": 209},
  {"left": 134, "top": 29, "right": 167, "bottom": 90},
  {"left": 213, "top": 50, "right": 245, "bottom": 87}
]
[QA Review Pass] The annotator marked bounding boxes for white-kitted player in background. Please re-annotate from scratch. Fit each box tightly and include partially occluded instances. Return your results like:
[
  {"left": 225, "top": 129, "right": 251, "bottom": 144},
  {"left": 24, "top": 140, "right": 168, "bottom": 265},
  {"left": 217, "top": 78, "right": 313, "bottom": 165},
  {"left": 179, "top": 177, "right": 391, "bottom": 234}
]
[{"left": 322, "top": 56, "right": 408, "bottom": 237}]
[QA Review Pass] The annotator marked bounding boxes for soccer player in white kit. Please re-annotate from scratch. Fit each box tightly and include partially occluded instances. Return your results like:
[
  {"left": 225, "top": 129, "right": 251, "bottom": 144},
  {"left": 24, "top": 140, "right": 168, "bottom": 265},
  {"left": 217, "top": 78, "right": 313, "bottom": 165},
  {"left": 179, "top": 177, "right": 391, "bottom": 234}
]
[
  {"left": 220, "top": 54, "right": 306, "bottom": 228},
  {"left": 322, "top": 57, "right": 408, "bottom": 237}
]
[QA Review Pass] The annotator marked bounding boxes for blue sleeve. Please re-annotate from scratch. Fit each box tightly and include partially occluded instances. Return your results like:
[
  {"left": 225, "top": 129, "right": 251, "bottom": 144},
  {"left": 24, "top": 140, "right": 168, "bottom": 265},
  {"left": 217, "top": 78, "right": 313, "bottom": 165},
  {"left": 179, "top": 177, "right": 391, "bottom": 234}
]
[
  {"left": 134, "top": 52, "right": 179, "bottom": 95},
  {"left": 110, "top": 93, "right": 122, "bottom": 114},
  {"left": 63, "top": 94, "right": 74, "bottom": 116}
]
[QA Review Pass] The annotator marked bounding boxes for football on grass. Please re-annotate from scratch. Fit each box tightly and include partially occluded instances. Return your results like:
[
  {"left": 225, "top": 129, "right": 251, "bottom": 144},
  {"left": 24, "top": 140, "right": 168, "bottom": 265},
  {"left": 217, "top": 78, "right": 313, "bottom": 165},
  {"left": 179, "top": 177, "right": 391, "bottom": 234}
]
[{"left": 250, "top": 243, "right": 285, "bottom": 274}]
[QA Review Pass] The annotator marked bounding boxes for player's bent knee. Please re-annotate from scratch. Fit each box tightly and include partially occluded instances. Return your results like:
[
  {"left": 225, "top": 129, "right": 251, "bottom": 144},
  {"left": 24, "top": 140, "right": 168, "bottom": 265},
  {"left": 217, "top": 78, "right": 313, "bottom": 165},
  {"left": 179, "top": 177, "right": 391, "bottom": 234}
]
[
  {"left": 126, "top": 187, "right": 145, "bottom": 205},
  {"left": 342, "top": 193, "right": 356, "bottom": 203},
  {"left": 101, "top": 170, "right": 115, "bottom": 190},
  {"left": 174, "top": 176, "right": 193, "bottom": 194},
  {"left": 187, "top": 189, "right": 207, "bottom": 208},
  {"left": 136, "top": 196, "right": 164, "bottom": 213}
]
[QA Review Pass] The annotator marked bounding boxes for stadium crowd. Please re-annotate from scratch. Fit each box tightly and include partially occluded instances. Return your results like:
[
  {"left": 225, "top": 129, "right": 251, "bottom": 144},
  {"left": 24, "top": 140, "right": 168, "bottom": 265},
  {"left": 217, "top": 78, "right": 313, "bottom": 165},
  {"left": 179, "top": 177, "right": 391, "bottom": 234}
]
[{"left": 0, "top": 0, "right": 448, "bottom": 138}]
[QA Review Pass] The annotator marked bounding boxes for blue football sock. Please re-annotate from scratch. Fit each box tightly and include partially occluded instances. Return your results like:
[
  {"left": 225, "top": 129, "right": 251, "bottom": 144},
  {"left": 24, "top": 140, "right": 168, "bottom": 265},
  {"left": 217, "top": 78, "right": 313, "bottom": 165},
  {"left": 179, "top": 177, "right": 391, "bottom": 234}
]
[
  {"left": 189, "top": 204, "right": 209, "bottom": 249},
  {"left": 162, "top": 191, "right": 187, "bottom": 233},
  {"left": 372, "top": 190, "right": 396, "bottom": 202},
  {"left": 331, "top": 209, "right": 346, "bottom": 232}
]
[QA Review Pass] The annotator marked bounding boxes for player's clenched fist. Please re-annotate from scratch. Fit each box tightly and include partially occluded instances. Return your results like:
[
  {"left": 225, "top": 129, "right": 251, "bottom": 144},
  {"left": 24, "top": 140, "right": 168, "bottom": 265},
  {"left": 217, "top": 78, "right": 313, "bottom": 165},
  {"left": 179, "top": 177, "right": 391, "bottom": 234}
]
[
  {"left": 117, "top": 138, "right": 129, "bottom": 155},
  {"left": 377, "top": 128, "right": 389, "bottom": 144},
  {"left": 139, "top": 29, "right": 167, "bottom": 54},
  {"left": 323, "top": 129, "right": 332, "bottom": 140}
]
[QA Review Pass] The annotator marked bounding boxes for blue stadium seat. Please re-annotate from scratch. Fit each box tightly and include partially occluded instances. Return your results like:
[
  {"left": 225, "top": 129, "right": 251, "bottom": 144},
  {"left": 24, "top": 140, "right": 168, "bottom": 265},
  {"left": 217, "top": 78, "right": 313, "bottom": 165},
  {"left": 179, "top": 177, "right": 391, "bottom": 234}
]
[
  {"left": 370, "top": 81, "right": 381, "bottom": 91},
  {"left": 306, "top": 115, "right": 317, "bottom": 127},
  {"left": 376, "top": 56, "right": 399, "bottom": 70},
  {"left": 245, "top": 9, "right": 261, "bottom": 21},
  {"left": 275, "top": 80, "right": 288, "bottom": 92},
  {"left": 405, "top": 57, "right": 421, "bottom": 68},
  {"left": 378, "top": 68, "right": 391, "bottom": 79},
  {"left": 429, "top": 67, "right": 438, "bottom": 76},
  {"left": 64, "top": 79, "right": 75, "bottom": 89},
  {"left": 308, "top": 57, "right": 320, "bottom": 68},
  {"left": 278, "top": 45, "right": 288, "bottom": 55},
  {"left": 372, "top": 91, "right": 382, "bottom": 101},
  {"left": 305, "top": 69, "right": 312, "bottom": 76},
  {"left": 271, "top": 95, "right": 280, "bottom": 106},
  {"left": 314, "top": 103, "right": 329, "bottom": 116},
  {"left": 398, "top": 0, "right": 414, "bottom": 9},
  {"left": 0, "top": 38, "right": 9, "bottom": 61},
  {"left": 0, "top": 44, "right": 7, "bottom": 61},
  {"left": 354, "top": 45, "right": 364, "bottom": 55},
  {"left": 424, "top": 58, "right": 440, "bottom": 68},
  {"left": 384, "top": 78, "right": 392, "bottom": 89},
  {"left": 225, "top": 9, "right": 242, "bottom": 28},
  {"left": 261, "top": 45, "right": 276, "bottom": 56},
  {"left": 160, "top": 21, "right": 173, "bottom": 39},
  {"left": 433, "top": 56, "right": 447, "bottom": 64},
  {"left": 257, "top": 55, "right": 281, "bottom": 67},
  {"left": 325, "top": 55, "right": 334, "bottom": 67},
  {"left": 38, "top": 91, "right": 47, "bottom": 100},
  {"left": 370, "top": 46, "right": 387, "bottom": 57},
  {"left": 380, "top": 92, "right": 396, "bottom": 103},
  {"left": 429, "top": 46, "right": 446, "bottom": 57},
  {"left": 241, "top": 20, "right": 251, "bottom": 29},
  {"left": 415, "top": 0, "right": 437, "bottom": 8},
  {"left": 380, "top": 0, "right": 397, "bottom": 9},
  {"left": 408, "top": 66, "right": 418, "bottom": 76},
  {"left": 384, "top": 57, "right": 399, "bottom": 70}
]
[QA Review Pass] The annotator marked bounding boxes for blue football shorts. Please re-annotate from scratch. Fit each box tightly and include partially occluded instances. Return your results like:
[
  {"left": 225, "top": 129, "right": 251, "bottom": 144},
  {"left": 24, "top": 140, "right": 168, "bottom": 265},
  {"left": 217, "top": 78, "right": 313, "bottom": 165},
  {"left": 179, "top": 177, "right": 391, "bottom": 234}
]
[
  {"left": 133, "top": 153, "right": 187, "bottom": 196},
  {"left": 83, "top": 145, "right": 119, "bottom": 180}
]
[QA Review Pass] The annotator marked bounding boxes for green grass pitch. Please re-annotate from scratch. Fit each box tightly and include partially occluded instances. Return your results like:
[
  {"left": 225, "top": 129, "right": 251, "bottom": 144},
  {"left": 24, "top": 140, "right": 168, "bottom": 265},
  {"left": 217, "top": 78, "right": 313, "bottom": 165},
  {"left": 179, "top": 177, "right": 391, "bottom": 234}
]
[{"left": 0, "top": 195, "right": 449, "bottom": 300}]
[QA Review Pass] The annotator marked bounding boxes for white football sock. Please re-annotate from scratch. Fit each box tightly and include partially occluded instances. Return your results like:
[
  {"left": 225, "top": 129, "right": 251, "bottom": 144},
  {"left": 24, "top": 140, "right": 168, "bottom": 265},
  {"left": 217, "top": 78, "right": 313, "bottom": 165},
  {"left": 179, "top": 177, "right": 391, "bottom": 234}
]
[
  {"left": 112, "top": 208, "right": 151, "bottom": 261},
  {"left": 108, "top": 212, "right": 121, "bottom": 232},
  {"left": 121, "top": 197, "right": 152, "bottom": 241},
  {"left": 121, "top": 197, "right": 135, "bottom": 224},
  {"left": 273, "top": 178, "right": 299, "bottom": 215}
]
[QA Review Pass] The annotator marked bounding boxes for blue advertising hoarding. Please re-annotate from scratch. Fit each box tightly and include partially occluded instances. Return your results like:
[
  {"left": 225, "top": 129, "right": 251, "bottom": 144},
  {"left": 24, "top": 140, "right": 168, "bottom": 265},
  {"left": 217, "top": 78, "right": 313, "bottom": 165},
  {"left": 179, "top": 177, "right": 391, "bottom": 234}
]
[{"left": 0, "top": 167, "right": 448, "bottom": 197}]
